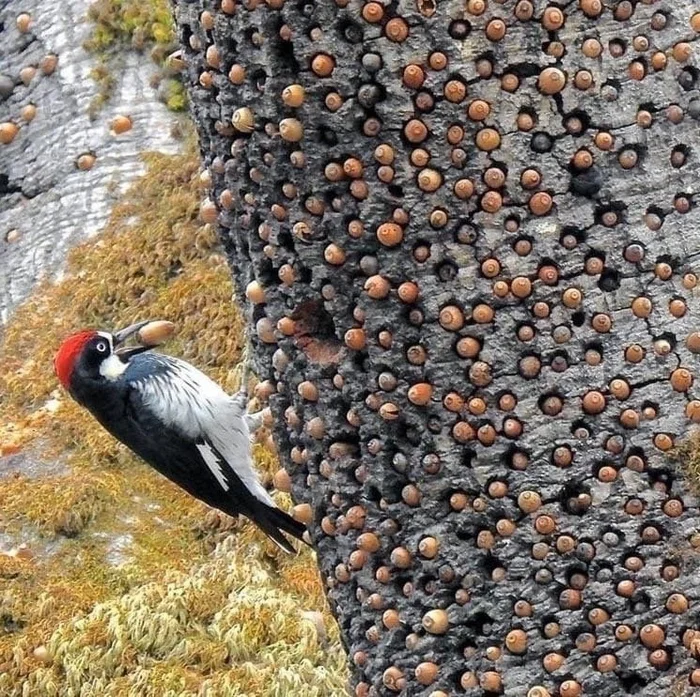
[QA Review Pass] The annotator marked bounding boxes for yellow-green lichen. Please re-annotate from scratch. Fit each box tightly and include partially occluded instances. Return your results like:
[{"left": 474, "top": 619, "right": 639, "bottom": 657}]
[
  {"left": 83, "top": 0, "right": 187, "bottom": 115},
  {"left": 83, "top": 0, "right": 175, "bottom": 54},
  {"left": 0, "top": 140, "right": 347, "bottom": 695}
]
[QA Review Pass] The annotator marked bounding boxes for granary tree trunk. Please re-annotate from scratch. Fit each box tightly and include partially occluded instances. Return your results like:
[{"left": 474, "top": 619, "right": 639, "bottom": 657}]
[{"left": 171, "top": 1, "right": 700, "bottom": 695}]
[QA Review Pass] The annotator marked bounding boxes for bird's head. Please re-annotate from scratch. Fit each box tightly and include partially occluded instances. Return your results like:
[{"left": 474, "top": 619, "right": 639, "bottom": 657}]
[{"left": 54, "top": 321, "right": 151, "bottom": 389}]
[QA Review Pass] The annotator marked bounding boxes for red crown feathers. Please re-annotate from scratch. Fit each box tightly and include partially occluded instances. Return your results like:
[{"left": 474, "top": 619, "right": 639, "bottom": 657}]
[{"left": 54, "top": 331, "right": 97, "bottom": 388}]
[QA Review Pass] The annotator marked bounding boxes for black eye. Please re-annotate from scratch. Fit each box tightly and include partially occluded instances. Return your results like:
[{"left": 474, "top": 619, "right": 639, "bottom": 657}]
[{"left": 95, "top": 341, "right": 108, "bottom": 353}]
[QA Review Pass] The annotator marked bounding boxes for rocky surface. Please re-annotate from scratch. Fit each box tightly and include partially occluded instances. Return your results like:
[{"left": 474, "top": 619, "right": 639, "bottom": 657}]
[{"left": 0, "top": 0, "right": 181, "bottom": 325}]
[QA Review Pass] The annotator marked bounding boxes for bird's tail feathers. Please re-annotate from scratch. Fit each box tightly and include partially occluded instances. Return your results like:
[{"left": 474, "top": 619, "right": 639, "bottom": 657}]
[{"left": 250, "top": 500, "right": 309, "bottom": 554}]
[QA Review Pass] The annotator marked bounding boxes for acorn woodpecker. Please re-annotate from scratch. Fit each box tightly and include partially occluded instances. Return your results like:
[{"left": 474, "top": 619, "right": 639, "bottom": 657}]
[{"left": 53, "top": 321, "right": 306, "bottom": 553}]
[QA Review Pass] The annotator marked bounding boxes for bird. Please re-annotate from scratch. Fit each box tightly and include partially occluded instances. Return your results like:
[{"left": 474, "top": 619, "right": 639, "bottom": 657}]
[{"left": 53, "top": 320, "right": 307, "bottom": 553}]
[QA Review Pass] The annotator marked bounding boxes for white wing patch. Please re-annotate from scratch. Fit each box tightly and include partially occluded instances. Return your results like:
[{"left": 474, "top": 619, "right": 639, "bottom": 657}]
[
  {"left": 132, "top": 355, "right": 274, "bottom": 506},
  {"left": 196, "top": 442, "right": 230, "bottom": 492}
]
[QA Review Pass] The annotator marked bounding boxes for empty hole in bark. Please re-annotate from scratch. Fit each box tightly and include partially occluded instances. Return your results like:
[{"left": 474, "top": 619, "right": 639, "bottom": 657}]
[
  {"left": 462, "top": 450, "right": 477, "bottom": 469},
  {"left": 629, "top": 590, "right": 651, "bottom": 614},
  {"left": 467, "top": 610, "right": 496, "bottom": 636},
  {"left": 598, "top": 268, "right": 620, "bottom": 292},
  {"left": 436, "top": 260, "right": 458, "bottom": 282},
  {"left": 647, "top": 464, "right": 673, "bottom": 489},
  {"left": 455, "top": 222, "right": 478, "bottom": 245},
  {"left": 179, "top": 23, "right": 193, "bottom": 49},
  {"left": 337, "top": 18, "right": 363, "bottom": 44},
  {"left": 271, "top": 25, "right": 300, "bottom": 71},
  {"left": 509, "top": 61, "right": 543, "bottom": 79},
  {"left": 318, "top": 126, "right": 338, "bottom": 146},
  {"left": 251, "top": 69, "right": 267, "bottom": 91},
  {"left": 656, "top": 253, "right": 678, "bottom": 269},
  {"left": 277, "top": 230, "right": 295, "bottom": 253},
  {"left": 618, "top": 673, "right": 649, "bottom": 693},
  {"left": 297, "top": 1, "right": 315, "bottom": 17},
  {"left": 680, "top": 66, "right": 699, "bottom": 91},
  {"left": 290, "top": 299, "right": 337, "bottom": 339},
  {"left": 0, "top": 173, "right": 12, "bottom": 195},
  {"left": 388, "top": 184, "right": 404, "bottom": 198},
  {"left": 571, "top": 312, "right": 585, "bottom": 327}
]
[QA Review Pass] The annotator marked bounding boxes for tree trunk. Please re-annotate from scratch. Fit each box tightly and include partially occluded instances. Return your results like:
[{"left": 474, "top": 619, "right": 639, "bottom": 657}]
[{"left": 171, "top": 1, "right": 700, "bottom": 695}]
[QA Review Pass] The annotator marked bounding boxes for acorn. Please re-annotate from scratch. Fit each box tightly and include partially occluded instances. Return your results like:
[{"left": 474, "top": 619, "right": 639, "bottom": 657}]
[
  {"left": 408, "top": 383, "right": 433, "bottom": 406},
  {"left": 111, "top": 115, "right": 133, "bottom": 135},
  {"left": 415, "top": 662, "right": 439, "bottom": 686},
  {"left": 311, "top": 54, "right": 335, "bottom": 77},
  {"left": 538, "top": 67, "right": 566, "bottom": 94},
  {"left": 422, "top": 609, "right": 449, "bottom": 634},
  {"left": 505, "top": 629, "right": 528, "bottom": 654},
  {"left": 16, "top": 13, "right": 32, "bottom": 32},
  {"left": 232, "top": 107, "right": 255, "bottom": 133},
  {"left": 76, "top": 153, "right": 96, "bottom": 170},
  {"left": 376, "top": 222, "right": 403, "bottom": 247},
  {"left": 136, "top": 321, "right": 176, "bottom": 347},
  {"left": 199, "top": 200, "right": 218, "bottom": 224},
  {"left": 273, "top": 468, "right": 292, "bottom": 492},
  {"left": 279, "top": 118, "right": 304, "bottom": 142},
  {"left": 32, "top": 645, "right": 51, "bottom": 663},
  {"left": 0, "top": 122, "right": 19, "bottom": 144},
  {"left": 39, "top": 54, "right": 58, "bottom": 75},
  {"left": 20, "top": 104, "right": 37, "bottom": 122}
]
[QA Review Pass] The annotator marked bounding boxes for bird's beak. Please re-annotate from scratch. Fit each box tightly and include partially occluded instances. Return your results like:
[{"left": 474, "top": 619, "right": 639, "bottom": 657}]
[{"left": 113, "top": 320, "right": 152, "bottom": 358}]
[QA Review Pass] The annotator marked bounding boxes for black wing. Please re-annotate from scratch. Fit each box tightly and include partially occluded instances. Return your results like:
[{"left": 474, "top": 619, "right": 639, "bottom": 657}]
[{"left": 94, "top": 383, "right": 305, "bottom": 553}]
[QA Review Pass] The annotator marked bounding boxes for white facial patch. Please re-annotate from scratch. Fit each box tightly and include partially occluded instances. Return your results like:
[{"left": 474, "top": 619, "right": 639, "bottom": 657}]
[
  {"left": 99, "top": 353, "right": 127, "bottom": 380},
  {"left": 97, "top": 331, "right": 114, "bottom": 349}
]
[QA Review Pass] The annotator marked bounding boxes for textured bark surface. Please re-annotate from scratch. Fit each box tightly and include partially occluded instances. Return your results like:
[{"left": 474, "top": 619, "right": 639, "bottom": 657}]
[{"left": 173, "top": 1, "right": 700, "bottom": 695}]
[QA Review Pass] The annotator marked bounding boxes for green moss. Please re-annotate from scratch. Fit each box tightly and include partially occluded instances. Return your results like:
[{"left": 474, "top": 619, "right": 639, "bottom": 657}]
[
  {"left": 162, "top": 78, "right": 188, "bottom": 112},
  {"left": 0, "top": 142, "right": 347, "bottom": 694},
  {"left": 83, "top": 0, "right": 187, "bottom": 115},
  {"left": 83, "top": 0, "right": 175, "bottom": 54}
]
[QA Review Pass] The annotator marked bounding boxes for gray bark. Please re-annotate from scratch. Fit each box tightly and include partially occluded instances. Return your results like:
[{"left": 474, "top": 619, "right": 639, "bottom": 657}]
[
  {"left": 0, "top": 0, "right": 180, "bottom": 325},
  {"left": 172, "top": 1, "right": 700, "bottom": 695}
]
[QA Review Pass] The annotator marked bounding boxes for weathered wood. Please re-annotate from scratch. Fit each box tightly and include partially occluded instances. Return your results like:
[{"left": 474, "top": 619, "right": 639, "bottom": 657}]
[{"left": 173, "top": 1, "right": 700, "bottom": 694}]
